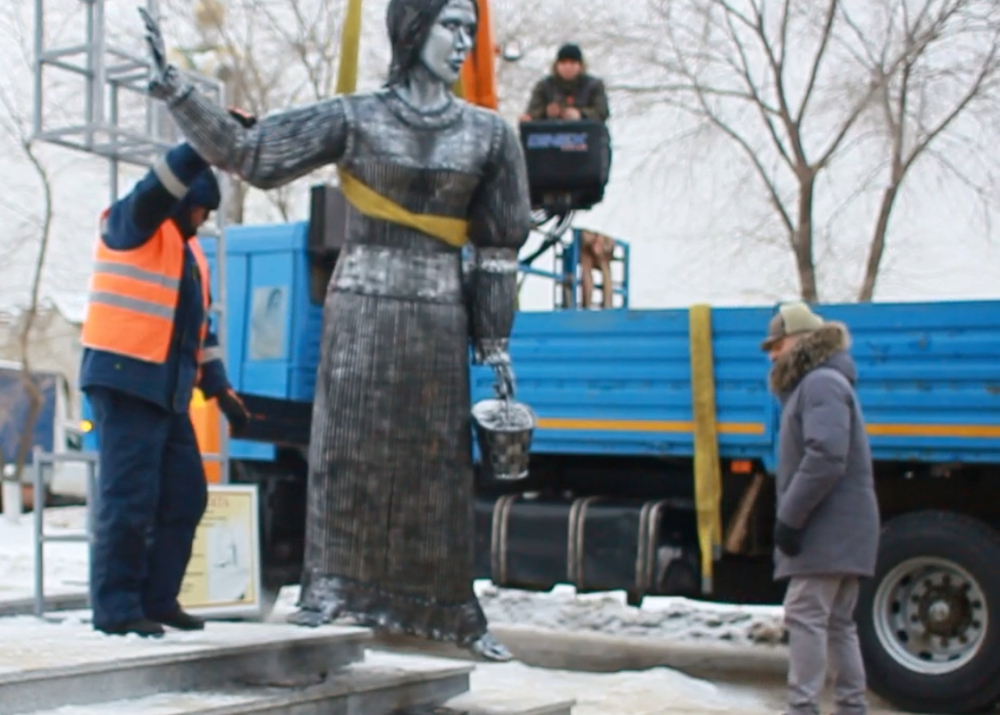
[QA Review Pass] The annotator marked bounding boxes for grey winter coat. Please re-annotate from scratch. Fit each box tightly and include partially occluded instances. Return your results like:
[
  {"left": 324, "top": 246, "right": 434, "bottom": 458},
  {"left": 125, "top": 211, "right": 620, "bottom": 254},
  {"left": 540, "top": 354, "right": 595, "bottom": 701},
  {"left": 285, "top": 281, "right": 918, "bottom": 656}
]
[{"left": 769, "top": 322, "right": 880, "bottom": 581}]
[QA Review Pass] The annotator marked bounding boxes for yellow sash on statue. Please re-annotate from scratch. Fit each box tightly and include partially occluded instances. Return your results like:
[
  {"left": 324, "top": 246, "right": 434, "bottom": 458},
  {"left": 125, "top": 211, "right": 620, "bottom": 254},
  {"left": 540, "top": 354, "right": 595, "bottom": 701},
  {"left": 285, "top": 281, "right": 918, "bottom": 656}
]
[{"left": 337, "top": 169, "right": 470, "bottom": 249}]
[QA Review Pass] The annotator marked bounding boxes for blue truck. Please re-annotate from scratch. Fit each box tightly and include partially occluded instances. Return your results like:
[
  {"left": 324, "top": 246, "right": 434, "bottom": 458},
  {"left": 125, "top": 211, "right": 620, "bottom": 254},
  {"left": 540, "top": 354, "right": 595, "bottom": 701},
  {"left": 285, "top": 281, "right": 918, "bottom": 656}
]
[
  {"left": 0, "top": 362, "right": 87, "bottom": 505},
  {"left": 78, "top": 208, "right": 1000, "bottom": 714}
]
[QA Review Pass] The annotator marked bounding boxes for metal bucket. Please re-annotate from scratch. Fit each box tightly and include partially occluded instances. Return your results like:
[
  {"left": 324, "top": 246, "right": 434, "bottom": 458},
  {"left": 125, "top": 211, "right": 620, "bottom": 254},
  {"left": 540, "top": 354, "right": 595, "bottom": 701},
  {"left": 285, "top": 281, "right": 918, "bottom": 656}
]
[{"left": 471, "top": 397, "right": 537, "bottom": 481}]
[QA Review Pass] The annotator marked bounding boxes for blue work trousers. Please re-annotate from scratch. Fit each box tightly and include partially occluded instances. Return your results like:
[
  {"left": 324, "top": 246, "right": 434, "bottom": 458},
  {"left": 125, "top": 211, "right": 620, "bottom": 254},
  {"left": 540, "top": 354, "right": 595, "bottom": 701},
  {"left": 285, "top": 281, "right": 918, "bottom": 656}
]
[{"left": 87, "top": 386, "right": 207, "bottom": 629}]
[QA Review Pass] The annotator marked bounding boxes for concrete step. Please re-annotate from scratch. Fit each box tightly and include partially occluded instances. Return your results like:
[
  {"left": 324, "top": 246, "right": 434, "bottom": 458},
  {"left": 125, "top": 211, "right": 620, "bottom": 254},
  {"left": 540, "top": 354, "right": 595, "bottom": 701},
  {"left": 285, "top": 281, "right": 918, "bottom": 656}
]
[
  {"left": 17, "top": 652, "right": 473, "bottom": 715},
  {"left": 0, "top": 618, "right": 370, "bottom": 715},
  {"left": 366, "top": 640, "right": 576, "bottom": 715}
]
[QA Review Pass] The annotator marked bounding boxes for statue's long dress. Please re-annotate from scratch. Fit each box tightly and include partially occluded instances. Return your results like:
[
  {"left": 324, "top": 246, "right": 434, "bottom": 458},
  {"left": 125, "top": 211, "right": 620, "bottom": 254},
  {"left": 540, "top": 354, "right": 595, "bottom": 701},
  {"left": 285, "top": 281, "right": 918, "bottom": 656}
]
[{"left": 168, "top": 88, "right": 531, "bottom": 645}]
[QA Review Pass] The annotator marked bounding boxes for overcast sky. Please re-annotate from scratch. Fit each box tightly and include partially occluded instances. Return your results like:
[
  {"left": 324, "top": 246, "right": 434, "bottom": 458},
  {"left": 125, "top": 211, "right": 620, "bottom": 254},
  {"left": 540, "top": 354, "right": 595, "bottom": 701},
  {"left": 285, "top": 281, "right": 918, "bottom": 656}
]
[{"left": 2, "top": 0, "right": 999, "bottom": 322}]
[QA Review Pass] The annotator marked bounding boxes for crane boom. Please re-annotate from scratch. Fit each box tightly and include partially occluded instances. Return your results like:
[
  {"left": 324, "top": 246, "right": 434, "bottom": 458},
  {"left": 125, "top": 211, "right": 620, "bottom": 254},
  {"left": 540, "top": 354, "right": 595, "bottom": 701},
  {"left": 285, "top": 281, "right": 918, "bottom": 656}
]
[{"left": 459, "top": 0, "right": 499, "bottom": 110}]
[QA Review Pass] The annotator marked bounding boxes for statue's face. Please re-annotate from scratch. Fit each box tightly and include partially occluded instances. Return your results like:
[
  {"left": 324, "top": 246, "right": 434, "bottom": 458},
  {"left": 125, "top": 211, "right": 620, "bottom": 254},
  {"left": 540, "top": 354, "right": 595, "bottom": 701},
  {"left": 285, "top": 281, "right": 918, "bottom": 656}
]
[{"left": 421, "top": 0, "right": 477, "bottom": 85}]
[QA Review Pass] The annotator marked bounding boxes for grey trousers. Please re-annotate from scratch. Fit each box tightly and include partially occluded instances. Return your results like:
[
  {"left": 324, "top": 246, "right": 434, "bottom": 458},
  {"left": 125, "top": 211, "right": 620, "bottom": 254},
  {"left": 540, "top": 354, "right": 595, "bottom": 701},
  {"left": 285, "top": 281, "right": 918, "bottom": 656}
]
[{"left": 783, "top": 576, "right": 867, "bottom": 715}]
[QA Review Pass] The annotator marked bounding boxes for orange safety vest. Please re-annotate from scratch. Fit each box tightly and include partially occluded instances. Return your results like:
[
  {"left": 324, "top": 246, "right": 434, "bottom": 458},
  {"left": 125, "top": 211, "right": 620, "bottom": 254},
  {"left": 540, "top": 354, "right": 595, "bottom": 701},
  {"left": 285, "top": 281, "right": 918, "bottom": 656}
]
[{"left": 81, "top": 212, "right": 212, "bottom": 365}]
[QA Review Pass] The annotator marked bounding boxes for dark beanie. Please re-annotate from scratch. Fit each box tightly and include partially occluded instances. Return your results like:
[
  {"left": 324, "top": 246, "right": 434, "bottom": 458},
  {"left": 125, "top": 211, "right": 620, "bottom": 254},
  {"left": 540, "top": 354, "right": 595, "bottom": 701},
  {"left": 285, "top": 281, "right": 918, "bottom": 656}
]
[
  {"left": 557, "top": 43, "right": 583, "bottom": 63},
  {"left": 188, "top": 169, "right": 221, "bottom": 211}
]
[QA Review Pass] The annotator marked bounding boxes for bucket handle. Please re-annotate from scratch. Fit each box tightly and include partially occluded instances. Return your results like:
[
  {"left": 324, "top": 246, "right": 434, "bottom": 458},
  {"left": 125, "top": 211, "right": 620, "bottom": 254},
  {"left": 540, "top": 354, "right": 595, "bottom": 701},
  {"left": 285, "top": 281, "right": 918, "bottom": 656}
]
[{"left": 492, "top": 361, "right": 516, "bottom": 403}]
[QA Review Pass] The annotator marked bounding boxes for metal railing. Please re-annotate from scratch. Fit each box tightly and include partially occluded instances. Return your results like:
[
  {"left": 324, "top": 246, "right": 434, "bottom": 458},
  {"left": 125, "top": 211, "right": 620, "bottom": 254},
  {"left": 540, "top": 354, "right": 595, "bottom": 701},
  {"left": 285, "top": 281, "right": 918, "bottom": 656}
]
[{"left": 32, "top": 448, "right": 99, "bottom": 617}]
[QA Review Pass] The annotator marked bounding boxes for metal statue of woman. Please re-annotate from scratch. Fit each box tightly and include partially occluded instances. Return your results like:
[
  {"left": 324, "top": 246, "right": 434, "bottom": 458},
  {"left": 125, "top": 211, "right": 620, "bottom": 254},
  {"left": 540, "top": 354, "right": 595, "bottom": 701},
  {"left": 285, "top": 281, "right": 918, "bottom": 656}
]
[{"left": 139, "top": 0, "right": 530, "bottom": 660}]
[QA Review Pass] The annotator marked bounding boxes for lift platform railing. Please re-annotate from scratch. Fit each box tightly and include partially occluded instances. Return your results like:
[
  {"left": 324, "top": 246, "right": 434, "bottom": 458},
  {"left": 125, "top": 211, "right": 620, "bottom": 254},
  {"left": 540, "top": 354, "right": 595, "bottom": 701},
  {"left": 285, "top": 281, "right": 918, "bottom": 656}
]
[{"left": 518, "top": 228, "right": 630, "bottom": 310}]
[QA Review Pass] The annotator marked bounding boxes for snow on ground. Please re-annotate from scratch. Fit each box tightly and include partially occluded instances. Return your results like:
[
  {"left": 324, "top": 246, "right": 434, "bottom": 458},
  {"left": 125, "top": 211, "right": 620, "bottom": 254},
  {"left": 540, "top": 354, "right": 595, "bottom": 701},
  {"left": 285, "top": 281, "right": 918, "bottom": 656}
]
[
  {"left": 0, "top": 508, "right": 89, "bottom": 603},
  {"left": 1, "top": 507, "right": 786, "bottom": 648},
  {"left": 25, "top": 693, "right": 258, "bottom": 715},
  {"left": 9, "top": 651, "right": 780, "bottom": 715},
  {"left": 268, "top": 580, "right": 787, "bottom": 649},
  {"left": 0, "top": 612, "right": 367, "bottom": 675},
  {"left": 0, "top": 614, "right": 777, "bottom": 715},
  {"left": 476, "top": 582, "right": 786, "bottom": 647},
  {"left": 465, "top": 659, "right": 774, "bottom": 714}
]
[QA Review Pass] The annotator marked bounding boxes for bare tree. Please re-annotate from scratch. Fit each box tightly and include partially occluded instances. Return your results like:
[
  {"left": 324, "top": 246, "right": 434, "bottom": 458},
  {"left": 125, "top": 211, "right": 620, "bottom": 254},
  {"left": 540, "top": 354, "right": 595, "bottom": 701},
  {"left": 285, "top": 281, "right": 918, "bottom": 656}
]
[
  {"left": 0, "top": 2, "right": 57, "bottom": 504},
  {"left": 163, "top": 0, "right": 283, "bottom": 223},
  {"left": 628, "top": 0, "right": 1000, "bottom": 302},
  {"left": 854, "top": 1, "right": 1000, "bottom": 299},
  {"left": 161, "top": 0, "right": 352, "bottom": 223}
]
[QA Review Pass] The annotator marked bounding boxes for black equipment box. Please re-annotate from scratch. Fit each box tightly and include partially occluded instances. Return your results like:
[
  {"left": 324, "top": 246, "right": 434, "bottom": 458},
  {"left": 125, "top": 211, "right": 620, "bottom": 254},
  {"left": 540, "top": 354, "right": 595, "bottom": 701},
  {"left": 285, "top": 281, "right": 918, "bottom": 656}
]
[
  {"left": 307, "top": 183, "right": 349, "bottom": 304},
  {"left": 518, "top": 119, "right": 612, "bottom": 211},
  {"left": 308, "top": 183, "right": 349, "bottom": 253}
]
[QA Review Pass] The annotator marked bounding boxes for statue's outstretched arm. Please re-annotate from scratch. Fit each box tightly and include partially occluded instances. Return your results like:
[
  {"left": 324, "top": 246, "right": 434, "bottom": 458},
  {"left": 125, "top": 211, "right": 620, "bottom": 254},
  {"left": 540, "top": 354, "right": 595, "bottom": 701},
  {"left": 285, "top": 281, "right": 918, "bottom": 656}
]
[{"left": 140, "top": 8, "right": 348, "bottom": 189}]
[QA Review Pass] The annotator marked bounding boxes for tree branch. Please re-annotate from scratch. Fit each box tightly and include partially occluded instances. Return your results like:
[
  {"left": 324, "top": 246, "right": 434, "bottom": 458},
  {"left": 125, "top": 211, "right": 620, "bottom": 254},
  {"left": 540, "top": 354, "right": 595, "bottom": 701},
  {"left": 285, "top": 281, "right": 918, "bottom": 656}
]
[{"left": 796, "top": 0, "right": 840, "bottom": 121}]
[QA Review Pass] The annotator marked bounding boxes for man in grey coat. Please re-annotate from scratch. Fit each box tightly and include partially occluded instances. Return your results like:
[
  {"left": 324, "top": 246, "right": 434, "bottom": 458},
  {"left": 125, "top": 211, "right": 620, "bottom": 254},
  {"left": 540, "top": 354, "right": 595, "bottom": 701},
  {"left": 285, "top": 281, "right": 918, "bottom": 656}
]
[{"left": 763, "top": 302, "right": 881, "bottom": 715}]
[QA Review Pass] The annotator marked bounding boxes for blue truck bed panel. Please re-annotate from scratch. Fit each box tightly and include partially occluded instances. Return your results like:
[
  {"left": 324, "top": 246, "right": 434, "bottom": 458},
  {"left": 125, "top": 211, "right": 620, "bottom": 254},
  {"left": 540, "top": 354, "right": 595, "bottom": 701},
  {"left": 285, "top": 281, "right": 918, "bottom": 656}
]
[
  {"left": 208, "top": 224, "right": 1000, "bottom": 471},
  {"left": 470, "top": 307, "right": 776, "bottom": 463},
  {"left": 469, "top": 301, "right": 1000, "bottom": 470}
]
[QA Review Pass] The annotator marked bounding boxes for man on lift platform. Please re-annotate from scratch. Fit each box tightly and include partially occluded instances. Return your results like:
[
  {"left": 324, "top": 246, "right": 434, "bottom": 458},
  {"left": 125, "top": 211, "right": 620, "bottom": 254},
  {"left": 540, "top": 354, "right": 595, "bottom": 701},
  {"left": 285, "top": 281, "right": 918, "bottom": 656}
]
[
  {"left": 518, "top": 44, "right": 612, "bottom": 212},
  {"left": 520, "top": 43, "right": 609, "bottom": 123},
  {"left": 79, "top": 141, "right": 251, "bottom": 638}
]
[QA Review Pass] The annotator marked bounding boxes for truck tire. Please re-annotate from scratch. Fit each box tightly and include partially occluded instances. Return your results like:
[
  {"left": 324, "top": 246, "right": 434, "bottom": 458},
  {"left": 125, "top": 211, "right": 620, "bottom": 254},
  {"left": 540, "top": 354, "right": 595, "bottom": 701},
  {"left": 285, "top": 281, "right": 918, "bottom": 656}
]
[{"left": 857, "top": 510, "right": 1000, "bottom": 713}]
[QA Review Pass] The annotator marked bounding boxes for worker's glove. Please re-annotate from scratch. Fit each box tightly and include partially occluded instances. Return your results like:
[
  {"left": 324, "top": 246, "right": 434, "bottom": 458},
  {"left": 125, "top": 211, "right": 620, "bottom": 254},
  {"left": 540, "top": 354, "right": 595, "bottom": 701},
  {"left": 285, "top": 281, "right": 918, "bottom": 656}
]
[
  {"left": 774, "top": 520, "right": 803, "bottom": 557},
  {"left": 139, "top": 8, "right": 186, "bottom": 102},
  {"left": 228, "top": 107, "right": 258, "bottom": 128},
  {"left": 475, "top": 341, "right": 516, "bottom": 400},
  {"left": 216, "top": 388, "right": 251, "bottom": 435}
]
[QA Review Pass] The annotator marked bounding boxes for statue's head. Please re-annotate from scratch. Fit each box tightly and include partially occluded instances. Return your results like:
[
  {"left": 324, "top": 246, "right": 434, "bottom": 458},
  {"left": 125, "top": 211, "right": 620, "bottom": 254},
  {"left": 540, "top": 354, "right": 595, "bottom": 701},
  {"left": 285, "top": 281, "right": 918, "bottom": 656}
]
[{"left": 386, "top": 0, "right": 478, "bottom": 87}]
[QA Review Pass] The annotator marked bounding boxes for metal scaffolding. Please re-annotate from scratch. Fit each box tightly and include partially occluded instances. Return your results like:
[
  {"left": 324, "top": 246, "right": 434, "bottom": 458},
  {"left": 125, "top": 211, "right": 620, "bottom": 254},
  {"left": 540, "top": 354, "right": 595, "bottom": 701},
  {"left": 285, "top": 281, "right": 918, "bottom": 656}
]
[
  {"left": 32, "top": 0, "right": 232, "bottom": 482},
  {"left": 32, "top": 0, "right": 223, "bottom": 170}
]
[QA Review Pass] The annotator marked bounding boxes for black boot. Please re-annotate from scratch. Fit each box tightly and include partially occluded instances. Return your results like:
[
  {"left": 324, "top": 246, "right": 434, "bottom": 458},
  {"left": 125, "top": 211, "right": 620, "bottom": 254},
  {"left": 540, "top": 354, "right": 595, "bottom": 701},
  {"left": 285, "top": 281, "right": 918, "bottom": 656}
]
[
  {"left": 98, "top": 618, "right": 165, "bottom": 638},
  {"left": 150, "top": 609, "right": 206, "bottom": 631}
]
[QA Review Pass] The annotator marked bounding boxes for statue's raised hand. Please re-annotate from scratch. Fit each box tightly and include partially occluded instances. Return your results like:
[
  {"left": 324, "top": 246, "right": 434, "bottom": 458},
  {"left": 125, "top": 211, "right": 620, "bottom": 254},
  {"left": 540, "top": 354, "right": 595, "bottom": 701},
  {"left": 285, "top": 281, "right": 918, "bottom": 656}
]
[{"left": 138, "top": 7, "right": 182, "bottom": 100}]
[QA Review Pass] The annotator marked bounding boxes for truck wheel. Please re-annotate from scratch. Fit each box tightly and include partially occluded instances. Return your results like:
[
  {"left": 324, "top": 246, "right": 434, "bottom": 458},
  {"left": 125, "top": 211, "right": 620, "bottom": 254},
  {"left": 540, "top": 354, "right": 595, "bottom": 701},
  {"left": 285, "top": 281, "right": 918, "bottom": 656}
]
[{"left": 857, "top": 511, "right": 1000, "bottom": 714}]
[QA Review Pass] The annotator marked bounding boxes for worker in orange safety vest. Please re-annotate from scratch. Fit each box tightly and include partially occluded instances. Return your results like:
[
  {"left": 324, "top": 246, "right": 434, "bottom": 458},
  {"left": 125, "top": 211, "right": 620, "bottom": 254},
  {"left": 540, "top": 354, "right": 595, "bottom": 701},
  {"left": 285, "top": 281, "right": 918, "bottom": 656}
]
[{"left": 79, "top": 140, "right": 250, "bottom": 638}]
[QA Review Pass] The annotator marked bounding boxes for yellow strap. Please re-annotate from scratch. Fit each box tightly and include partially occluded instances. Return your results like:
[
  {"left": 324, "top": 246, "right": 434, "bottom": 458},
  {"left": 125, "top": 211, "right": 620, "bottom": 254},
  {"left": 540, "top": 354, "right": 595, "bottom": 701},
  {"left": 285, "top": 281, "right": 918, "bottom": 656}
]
[
  {"left": 689, "top": 304, "right": 723, "bottom": 594},
  {"left": 337, "top": 169, "right": 470, "bottom": 248},
  {"left": 336, "top": 0, "right": 364, "bottom": 95}
]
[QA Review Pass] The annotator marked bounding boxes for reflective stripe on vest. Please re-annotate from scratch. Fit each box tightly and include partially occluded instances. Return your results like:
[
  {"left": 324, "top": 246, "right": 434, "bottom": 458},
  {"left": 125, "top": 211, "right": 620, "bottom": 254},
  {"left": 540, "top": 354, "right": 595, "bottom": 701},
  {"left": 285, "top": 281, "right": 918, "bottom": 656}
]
[
  {"left": 81, "top": 215, "right": 211, "bottom": 365},
  {"left": 188, "top": 236, "right": 215, "bottom": 372}
]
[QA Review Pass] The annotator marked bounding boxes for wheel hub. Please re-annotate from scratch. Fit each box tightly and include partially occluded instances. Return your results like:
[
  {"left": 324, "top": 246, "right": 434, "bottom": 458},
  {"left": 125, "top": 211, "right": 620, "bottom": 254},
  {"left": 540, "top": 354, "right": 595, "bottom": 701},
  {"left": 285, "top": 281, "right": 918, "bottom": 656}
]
[
  {"left": 926, "top": 599, "right": 951, "bottom": 625},
  {"left": 918, "top": 582, "right": 970, "bottom": 637},
  {"left": 872, "top": 557, "right": 988, "bottom": 675}
]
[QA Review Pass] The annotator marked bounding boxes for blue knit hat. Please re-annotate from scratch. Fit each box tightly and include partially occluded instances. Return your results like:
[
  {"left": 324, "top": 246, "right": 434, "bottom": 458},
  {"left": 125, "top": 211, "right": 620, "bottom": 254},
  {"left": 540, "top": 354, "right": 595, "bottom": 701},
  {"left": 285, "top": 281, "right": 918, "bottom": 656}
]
[{"left": 187, "top": 169, "right": 221, "bottom": 211}]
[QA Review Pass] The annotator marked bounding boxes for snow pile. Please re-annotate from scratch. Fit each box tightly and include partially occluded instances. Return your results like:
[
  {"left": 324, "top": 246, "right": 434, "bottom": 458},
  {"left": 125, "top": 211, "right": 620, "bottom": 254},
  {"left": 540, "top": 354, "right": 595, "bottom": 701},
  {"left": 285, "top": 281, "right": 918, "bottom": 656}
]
[
  {"left": 270, "top": 581, "right": 787, "bottom": 648},
  {"left": 475, "top": 582, "right": 787, "bottom": 647},
  {"left": 467, "top": 659, "right": 775, "bottom": 715}
]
